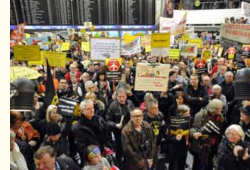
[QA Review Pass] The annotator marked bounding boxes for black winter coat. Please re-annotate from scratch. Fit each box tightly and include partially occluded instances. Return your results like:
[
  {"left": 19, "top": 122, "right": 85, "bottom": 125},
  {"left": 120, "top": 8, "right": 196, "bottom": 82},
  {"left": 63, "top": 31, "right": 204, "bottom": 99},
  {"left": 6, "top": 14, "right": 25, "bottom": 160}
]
[
  {"left": 217, "top": 137, "right": 250, "bottom": 170},
  {"left": 184, "top": 84, "right": 208, "bottom": 117},
  {"left": 70, "top": 115, "right": 111, "bottom": 165},
  {"left": 56, "top": 154, "right": 81, "bottom": 170}
]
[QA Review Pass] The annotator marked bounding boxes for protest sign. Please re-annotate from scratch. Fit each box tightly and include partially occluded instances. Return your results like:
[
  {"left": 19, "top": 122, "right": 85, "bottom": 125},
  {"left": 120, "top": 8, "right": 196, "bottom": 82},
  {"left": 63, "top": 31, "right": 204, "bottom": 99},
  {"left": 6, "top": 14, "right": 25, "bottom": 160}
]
[
  {"left": 121, "top": 37, "right": 141, "bottom": 56},
  {"left": 151, "top": 33, "right": 170, "bottom": 48},
  {"left": 90, "top": 38, "right": 121, "bottom": 60},
  {"left": 180, "top": 44, "right": 198, "bottom": 57},
  {"left": 188, "top": 38, "right": 203, "bottom": 48},
  {"left": 169, "top": 49, "right": 180, "bottom": 60},
  {"left": 105, "top": 58, "right": 122, "bottom": 80},
  {"left": 61, "top": 42, "right": 70, "bottom": 51},
  {"left": 14, "top": 45, "right": 41, "bottom": 61},
  {"left": 202, "top": 50, "right": 212, "bottom": 61},
  {"left": 169, "top": 116, "right": 190, "bottom": 136},
  {"left": 10, "top": 66, "right": 41, "bottom": 82},
  {"left": 220, "top": 24, "right": 250, "bottom": 44},
  {"left": 242, "top": 1, "right": 250, "bottom": 17},
  {"left": 41, "top": 51, "right": 66, "bottom": 68},
  {"left": 218, "top": 47, "right": 224, "bottom": 57},
  {"left": 151, "top": 33, "right": 170, "bottom": 56},
  {"left": 58, "top": 98, "right": 79, "bottom": 117},
  {"left": 134, "top": 63, "right": 170, "bottom": 92},
  {"left": 81, "top": 42, "right": 90, "bottom": 52},
  {"left": 227, "top": 47, "right": 236, "bottom": 59},
  {"left": 124, "top": 34, "right": 137, "bottom": 44}
]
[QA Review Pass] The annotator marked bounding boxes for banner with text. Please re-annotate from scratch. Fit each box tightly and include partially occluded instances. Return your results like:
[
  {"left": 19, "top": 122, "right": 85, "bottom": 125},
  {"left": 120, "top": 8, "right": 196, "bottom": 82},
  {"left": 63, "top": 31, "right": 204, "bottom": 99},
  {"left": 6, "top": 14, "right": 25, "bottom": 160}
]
[
  {"left": 90, "top": 38, "right": 121, "bottom": 60},
  {"left": 134, "top": 63, "right": 170, "bottom": 92},
  {"left": 220, "top": 24, "right": 250, "bottom": 44}
]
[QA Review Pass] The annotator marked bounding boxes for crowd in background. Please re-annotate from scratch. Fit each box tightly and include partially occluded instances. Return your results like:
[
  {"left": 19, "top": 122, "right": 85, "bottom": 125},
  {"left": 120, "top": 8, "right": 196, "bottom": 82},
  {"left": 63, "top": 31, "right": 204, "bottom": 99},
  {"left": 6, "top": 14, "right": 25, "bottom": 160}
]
[{"left": 10, "top": 29, "right": 250, "bottom": 170}]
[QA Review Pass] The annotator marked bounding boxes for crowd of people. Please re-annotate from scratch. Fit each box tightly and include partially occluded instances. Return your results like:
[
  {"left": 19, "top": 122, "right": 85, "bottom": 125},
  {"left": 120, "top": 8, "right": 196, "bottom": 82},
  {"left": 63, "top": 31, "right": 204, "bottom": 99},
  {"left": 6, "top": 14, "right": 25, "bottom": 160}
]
[{"left": 10, "top": 29, "right": 250, "bottom": 170}]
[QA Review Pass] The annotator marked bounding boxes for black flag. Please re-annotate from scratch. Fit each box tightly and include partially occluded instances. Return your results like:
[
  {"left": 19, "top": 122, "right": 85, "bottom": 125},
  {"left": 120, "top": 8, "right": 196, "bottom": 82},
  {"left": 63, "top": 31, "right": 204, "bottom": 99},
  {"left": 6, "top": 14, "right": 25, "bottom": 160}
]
[{"left": 44, "top": 59, "right": 58, "bottom": 107}]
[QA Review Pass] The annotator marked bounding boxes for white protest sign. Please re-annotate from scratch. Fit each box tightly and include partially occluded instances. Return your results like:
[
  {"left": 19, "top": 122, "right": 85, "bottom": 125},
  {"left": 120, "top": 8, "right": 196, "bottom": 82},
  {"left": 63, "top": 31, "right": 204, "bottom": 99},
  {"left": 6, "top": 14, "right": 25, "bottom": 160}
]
[
  {"left": 121, "top": 37, "right": 141, "bottom": 55},
  {"left": 90, "top": 38, "right": 121, "bottom": 60}
]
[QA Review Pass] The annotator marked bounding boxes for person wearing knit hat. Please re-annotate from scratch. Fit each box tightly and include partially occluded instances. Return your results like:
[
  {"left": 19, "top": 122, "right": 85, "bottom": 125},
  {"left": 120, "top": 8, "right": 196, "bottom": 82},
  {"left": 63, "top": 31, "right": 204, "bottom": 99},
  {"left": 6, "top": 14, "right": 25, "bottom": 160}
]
[{"left": 240, "top": 105, "right": 250, "bottom": 142}]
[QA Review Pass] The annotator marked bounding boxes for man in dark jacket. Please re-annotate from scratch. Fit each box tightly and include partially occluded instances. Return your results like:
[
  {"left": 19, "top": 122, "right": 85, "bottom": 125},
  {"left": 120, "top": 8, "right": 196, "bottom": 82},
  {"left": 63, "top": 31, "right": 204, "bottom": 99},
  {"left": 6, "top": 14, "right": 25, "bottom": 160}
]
[
  {"left": 70, "top": 99, "right": 111, "bottom": 166},
  {"left": 35, "top": 145, "right": 80, "bottom": 170},
  {"left": 106, "top": 87, "right": 135, "bottom": 166},
  {"left": 121, "top": 108, "right": 156, "bottom": 170},
  {"left": 184, "top": 74, "right": 208, "bottom": 118},
  {"left": 219, "top": 71, "right": 235, "bottom": 103}
]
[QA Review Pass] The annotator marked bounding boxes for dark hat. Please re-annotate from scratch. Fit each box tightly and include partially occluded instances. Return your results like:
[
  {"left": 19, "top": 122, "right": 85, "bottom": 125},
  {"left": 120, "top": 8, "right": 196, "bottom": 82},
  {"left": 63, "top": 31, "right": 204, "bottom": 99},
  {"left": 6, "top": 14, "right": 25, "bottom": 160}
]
[
  {"left": 46, "top": 122, "right": 61, "bottom": 136},
  {"left": 241, "top": 106, "right": 250, "bottom": 116}
]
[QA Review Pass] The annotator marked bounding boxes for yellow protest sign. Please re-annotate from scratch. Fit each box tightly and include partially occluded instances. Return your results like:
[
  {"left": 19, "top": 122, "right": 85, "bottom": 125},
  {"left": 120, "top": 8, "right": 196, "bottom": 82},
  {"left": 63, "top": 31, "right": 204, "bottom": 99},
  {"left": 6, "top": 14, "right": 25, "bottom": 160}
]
[
  {"left": 135, "top": 32, "right": 144, "bottom": 36},
  {"left": 41, "top": 51, "right": 66, "bottom": 68},
  {"left": 28, "top": 60, "right": 43, "bottom": 66},
  {"left": 124, "top": 34, "right": 137, "bottom": 44},
  {"left": 169, "top": 49, "right": 180, "bottom": 60},
  {"left": 10, "top": 66, "right": 41, "bottom": 82},
  {"left": 90, "top": 25, "right": 95, "bottom": 31},
  {"left": 151, "top": 33, "right": 170, "bottom": 48},
  {"left": 61, "top": 42, "right": 70, "bottom": 51},
  {"left": 80, "top": 29, "right": 86, "bottom": 34},
  {"left": 25, "top": 33, "right": 31, "bottom": 39},
  {"left": 81, "top": 42, "right": 90, "bottom": 52},
  {"left": 188, "top": 38, "right": 203, "bottom": 48},
  {"left": 202, "top": 50, "right": 212, "bottom": 61},
  {"left": 145, "top": 45, "right": 151, "bottom": 52},
  {"left": 228, "top": 53, "right": 235, "bottom": 59},
  {"left": 14, "top": 45, "right": 41, "bottom": 61},
  {"left": 182, "top": 34, "right": 190, "bottom": 41}
]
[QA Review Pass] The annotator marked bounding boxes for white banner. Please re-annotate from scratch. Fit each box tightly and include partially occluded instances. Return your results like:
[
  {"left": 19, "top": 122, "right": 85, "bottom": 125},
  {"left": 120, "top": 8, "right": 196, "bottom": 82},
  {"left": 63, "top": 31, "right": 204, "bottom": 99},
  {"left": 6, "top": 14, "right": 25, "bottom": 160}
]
[
  {"left": 220, "top": 24, "right": 250, "bottom": 44},
  {"left": 90, "top": 38, "right": 121, "bottom": 60},
  {"left": 242, "top": 1, "right": 250, "bottom": 17},
  {"left": 121, "top": 37, "right": 141, "bottom": 55}
]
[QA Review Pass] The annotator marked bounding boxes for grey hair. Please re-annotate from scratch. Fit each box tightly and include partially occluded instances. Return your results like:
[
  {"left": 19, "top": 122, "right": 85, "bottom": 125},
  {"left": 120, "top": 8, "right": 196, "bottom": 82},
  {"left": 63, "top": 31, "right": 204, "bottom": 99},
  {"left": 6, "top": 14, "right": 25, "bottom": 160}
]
[
  {"left": 212, "top": 84, "right": 222, "bottom": 92},
  {"left": 116, "top": 87, "right": 127, "bottom": 97},
  {"left": 207, "top": 99, "right": 224, "bottom": 113},
  {"left": 225, "top": 71, "right": 233, "bottom": 77},
  {"left": 10, "top": 130, "right": 16, "bottom": 140},
  {"left": 85, "top": 81, "right": 94, "bottom": 89},
  {"left": 177, "top": 104, "right": 190, "bottom": 115},
  {"left": 130, "top": 108, "right": 143, "bottom": 116},
  {"left": 146, "top": 98, "right": 158, "bottom": 110},
  {"left": 80, "top": 99, "right": 93, "bottom": 111},
  {"left": 144, "top": 93, "right": 154, "bottom": 102},
  {"left": 225, "top": 124, "right": 245, "bottom": 141}
]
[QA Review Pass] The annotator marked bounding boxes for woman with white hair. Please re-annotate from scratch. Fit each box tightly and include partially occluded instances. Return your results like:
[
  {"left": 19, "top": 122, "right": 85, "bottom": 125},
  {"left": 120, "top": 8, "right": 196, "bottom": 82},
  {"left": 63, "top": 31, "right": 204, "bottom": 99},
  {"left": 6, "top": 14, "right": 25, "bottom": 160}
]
[{"left": 217, "top": 124, "right": 250, "bottom": 170}]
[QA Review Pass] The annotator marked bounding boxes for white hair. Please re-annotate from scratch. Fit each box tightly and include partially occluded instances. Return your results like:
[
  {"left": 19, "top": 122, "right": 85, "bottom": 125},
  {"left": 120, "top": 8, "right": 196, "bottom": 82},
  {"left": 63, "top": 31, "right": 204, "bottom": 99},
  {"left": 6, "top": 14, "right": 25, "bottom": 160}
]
[
  {"left": 225, "top": 124, "right": 245, "bottom": 141},
  {"left": 225, "top": 71, "right": 233, "bottom": 77},
  {"left": 212, "top": 84, "right": 222, "bottom": 92},
  {"left": 85, "top": 80, "right": 94, "bottom": 89},
  {"left": 79, "top": 99, "right": 93, "bottom": 111},
  {"left": 208, "top": 99, "right": 224, "bottom": 113}
]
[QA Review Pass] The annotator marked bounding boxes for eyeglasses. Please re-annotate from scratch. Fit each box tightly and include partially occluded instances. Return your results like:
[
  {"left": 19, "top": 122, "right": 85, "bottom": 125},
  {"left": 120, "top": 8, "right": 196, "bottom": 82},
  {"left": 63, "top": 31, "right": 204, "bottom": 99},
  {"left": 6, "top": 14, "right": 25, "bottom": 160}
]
[{"left": 131, "top": 114, "right": 143, "bottom": 118}]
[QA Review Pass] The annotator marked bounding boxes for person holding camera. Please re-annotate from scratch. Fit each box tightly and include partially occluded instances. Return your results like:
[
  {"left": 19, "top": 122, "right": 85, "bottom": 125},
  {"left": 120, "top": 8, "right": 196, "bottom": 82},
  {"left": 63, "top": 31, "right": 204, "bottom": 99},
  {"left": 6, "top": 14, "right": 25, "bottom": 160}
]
[
  {"left": 121, "top": 108, "right": 156, "bottom": 170},
  {"left": 217, "top": 124, "right": 250, "bottom": 170}
]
